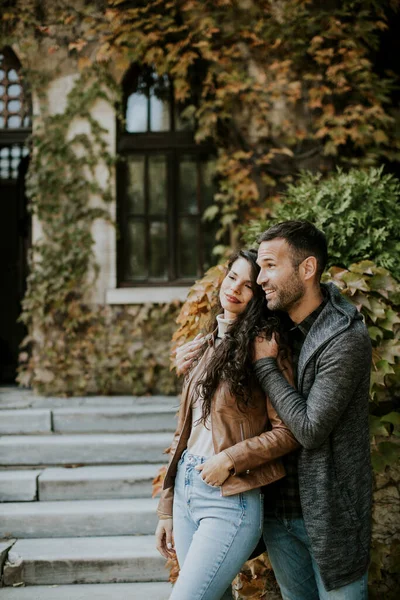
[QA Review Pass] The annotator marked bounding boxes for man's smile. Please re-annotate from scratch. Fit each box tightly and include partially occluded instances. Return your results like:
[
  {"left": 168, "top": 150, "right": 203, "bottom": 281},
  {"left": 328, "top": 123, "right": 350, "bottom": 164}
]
[{"left": 263, "top": 288, "right": 275, "bottom": 298}]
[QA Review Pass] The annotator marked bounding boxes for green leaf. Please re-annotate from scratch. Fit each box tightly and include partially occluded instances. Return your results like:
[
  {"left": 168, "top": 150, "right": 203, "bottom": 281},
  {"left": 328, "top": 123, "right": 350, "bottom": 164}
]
[
  {"left": 377, "top": 441, "right": 400, "bottom": 467},
  {"left": 381, "top": 412, "right": 400, "bottom": 426},
  {"left": 371, "top": 449, "right": 388, "bottom": 473},
  {"left": 368, "top": 326, "right": 383, "bottom": 341},
  {"left": 376, "top": 360, "right": 395, "bottom": 376},
  {"left": 369, "top": 415, "right": 389, "bottom": 437},
  {"left": 380, "top": 309, "right": 400, "bottom": 331},
  {"left": 203, "top": 205, "right": 219, "bottom": 221}
]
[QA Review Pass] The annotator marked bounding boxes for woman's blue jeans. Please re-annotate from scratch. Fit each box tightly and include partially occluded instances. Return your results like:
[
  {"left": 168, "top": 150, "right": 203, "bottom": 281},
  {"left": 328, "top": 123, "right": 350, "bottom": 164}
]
[{"left": 170, "top": 450, "right": 263, "bottom": 600}]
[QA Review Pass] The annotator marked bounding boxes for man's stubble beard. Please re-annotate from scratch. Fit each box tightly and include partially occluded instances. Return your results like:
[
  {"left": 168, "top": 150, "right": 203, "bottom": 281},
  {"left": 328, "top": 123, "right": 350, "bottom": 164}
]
[{"left": 265, "top": 272, "right": 305, "bottom": 313}]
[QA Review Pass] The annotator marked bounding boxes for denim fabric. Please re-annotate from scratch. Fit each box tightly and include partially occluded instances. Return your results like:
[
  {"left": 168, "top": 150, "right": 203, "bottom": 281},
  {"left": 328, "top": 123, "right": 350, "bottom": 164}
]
[
  {"left": 263, "top": 516, "right": 368, "bottom": 600},
  {"left": 170, "top": 450, "right": 263, "bottom": 600}
]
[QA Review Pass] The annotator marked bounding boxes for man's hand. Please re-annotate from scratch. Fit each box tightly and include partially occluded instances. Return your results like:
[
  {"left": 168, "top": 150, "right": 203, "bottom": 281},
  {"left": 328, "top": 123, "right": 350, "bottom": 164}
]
[
  {"left": 174, "top": 333, "right": 205, "bottom": 376},
  {"left": 253, "top": 332, "right": 279, "bottom": 362},
  {"left": 195, "top": 452, "right": 234, "bottom": 486},
  {"left": 155, "top": 518, "right": 175, "bottom": 559}
]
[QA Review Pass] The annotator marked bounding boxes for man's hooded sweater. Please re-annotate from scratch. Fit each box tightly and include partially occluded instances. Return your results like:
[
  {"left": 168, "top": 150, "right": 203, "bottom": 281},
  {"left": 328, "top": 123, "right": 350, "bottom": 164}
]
[{"left": 254, "top": 282, "right": 372, "bottom": 591}]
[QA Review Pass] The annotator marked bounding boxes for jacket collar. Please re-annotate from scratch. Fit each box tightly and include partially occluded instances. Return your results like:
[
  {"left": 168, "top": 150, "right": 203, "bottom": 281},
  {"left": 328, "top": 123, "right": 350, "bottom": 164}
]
[{"left": 297, "top": 282, "right": 362, "bottom": 387}]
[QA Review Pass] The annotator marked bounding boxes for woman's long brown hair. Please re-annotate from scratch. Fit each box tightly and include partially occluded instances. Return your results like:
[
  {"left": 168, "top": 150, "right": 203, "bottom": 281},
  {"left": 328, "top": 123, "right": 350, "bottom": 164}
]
[{"left": 189, "top": 249, "right": 286, "bottom": 424}]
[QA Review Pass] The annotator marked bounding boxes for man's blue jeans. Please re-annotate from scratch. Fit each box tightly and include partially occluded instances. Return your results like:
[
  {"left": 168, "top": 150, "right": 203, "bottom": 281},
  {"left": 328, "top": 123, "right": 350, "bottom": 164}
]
[
  {"left": 263, "top": 515, "right": 368, "bottom": 599},
  {"left": 170, "top": 450, "right": 263, "bottom": 600}
]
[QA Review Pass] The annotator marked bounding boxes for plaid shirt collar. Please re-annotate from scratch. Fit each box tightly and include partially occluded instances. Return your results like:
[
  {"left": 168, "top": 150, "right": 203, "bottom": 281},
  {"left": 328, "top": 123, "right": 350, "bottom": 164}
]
[{"left": 289, "top": 290, "right": 328, "bottom": 340}]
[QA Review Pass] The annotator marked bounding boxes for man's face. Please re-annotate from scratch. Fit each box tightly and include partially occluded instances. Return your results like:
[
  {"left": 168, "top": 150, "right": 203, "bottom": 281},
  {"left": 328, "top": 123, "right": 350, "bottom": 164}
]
[{"left": 257, "top": 238, "right": 305, "bottom": 312}]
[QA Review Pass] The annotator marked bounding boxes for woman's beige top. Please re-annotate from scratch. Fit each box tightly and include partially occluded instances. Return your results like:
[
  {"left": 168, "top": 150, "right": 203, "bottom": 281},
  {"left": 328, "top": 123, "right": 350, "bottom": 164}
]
[{"left": 186, "top": 314, "right": 234, "bottom": 457}]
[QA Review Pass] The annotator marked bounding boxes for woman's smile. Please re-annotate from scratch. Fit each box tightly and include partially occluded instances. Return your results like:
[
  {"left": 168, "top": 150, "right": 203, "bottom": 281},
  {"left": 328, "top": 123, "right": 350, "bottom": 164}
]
[{"left": 225, "top": 293, "right": 242, "bottom": 304}]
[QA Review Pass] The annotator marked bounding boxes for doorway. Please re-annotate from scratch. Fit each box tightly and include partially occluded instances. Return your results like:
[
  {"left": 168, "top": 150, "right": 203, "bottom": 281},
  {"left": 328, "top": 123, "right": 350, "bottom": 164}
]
[{"left": 0, "top": 147, "right": 30, "bottom": 383}]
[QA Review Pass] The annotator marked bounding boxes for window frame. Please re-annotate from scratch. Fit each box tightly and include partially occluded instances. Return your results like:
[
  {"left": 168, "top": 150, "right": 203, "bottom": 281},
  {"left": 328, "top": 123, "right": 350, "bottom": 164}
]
[{"left": 117, "top": 69, "right": 216, "bottom": 288}]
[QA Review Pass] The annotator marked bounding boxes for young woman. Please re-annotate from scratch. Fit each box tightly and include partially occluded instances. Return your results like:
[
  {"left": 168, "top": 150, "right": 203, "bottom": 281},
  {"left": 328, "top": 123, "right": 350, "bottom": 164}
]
[{"left": 156, "top": 249, "right": 298, "bottom": 600}]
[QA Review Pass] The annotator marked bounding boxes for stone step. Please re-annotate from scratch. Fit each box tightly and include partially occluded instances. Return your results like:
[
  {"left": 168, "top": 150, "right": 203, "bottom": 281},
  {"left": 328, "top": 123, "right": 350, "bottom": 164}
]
[
  {"left": 52, "top": 406, "right": 177, "bottom": 433},
  {"left": 38, "top": 464, "right": 163, "bottom": 500},
  {"left": 0, "top": 410, "right": 51, "bottom": 434},
  {"left": 0, "top": 498, "right": 159, "bottom": 538},
  {"left": 0, "top": 470, "right": 42, "bottom": 502},
  {"left": 0, "top": 389, "right": 179, "bottom": 410},
  {"left": 3, "top": 536, "right": 168, "bottom": 586},
  {"left": 0, "top": 582, "right": 172, "bottom": 600},
  {"left": 0, "top": 405, "right": 177, "bottom": 435},
  {"left": 0, "top": 432, "right": 172, "bottom": 466}
]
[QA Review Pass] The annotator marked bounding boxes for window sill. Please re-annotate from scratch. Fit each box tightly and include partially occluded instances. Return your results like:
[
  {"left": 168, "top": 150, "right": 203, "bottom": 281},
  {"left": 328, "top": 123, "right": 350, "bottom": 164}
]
[{"left": 106, "top": 287, "right": 190, "bottom": 304}]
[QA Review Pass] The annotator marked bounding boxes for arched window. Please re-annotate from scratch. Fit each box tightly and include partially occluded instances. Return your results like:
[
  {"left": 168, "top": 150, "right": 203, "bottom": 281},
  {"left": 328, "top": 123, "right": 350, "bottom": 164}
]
[
  {"left": 117, "top": 65, "right": 217, "bottom": 286},
  {"left": 0, "top": 47, "right": 31, "bottom": 179}
]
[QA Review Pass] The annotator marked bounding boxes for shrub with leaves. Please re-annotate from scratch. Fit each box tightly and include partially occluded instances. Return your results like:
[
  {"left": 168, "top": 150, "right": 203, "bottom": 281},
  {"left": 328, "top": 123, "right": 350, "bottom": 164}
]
[
  {"left": 243, "top": 167, "right": 400, "bottom": 280},
  {"left": 322, "top": 261, "right": 400, "bottom": 436}
]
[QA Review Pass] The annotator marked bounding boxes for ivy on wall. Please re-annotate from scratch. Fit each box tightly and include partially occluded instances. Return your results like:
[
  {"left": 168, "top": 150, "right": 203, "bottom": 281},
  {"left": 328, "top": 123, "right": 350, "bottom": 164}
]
[{"left": 88, "top": 0, "right": 400, "bottom": 245}]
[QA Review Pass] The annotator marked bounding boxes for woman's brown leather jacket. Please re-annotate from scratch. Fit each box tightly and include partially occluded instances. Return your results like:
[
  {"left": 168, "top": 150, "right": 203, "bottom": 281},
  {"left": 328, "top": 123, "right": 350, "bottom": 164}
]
[{"left": 157, "top": 336, "right": 299, "bottom": 518}]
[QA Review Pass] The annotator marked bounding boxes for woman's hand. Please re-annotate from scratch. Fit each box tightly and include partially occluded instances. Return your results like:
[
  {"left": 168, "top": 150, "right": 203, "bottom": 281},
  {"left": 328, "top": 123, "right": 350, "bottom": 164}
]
[
  {"left": 195, "top": 452, "right": 234, "bottom": 487},
  {"left": 253, "top": 331, "right": 279, "bottom": 362},
  {"left": 155, "top": 518, "right": 175, "bottom": 559},
  {"left": 174, "top": 333, "right": 205, "bottom": 376}
]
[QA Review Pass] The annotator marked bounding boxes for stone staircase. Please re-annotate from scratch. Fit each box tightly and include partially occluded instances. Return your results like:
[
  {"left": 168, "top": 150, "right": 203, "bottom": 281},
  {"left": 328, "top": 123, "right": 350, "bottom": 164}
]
[{"left": 0, "top": 387, "right": 177, "bottom": 599}]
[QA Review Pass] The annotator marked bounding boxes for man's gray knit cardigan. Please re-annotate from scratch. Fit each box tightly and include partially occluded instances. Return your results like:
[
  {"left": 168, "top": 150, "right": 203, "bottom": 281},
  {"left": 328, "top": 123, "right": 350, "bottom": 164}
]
[{"left": 254, "top": 282, "right": 372, "bottom": 591}]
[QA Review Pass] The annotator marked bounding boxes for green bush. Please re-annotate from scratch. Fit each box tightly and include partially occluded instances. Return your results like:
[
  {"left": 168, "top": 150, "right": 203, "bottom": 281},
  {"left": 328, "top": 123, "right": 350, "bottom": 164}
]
[{"left": 244, "top": 167, "right": 400, "bottom": 280}]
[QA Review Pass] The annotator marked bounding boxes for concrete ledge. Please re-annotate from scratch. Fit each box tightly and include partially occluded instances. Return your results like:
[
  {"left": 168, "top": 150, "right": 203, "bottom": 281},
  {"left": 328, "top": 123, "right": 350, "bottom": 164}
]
[
  {"left": 0, "top": 498, "right": 159, "bottom": 538},
  {"left": 52, "top": 406, "right": 177, "bottom": 433},
  {"left": 39, "top": 464, "right": 162, "bottom": 500},
  {"left": 0, "top": 392, "right": 179, "bottom": 410},
  {"left": 0, "top": 582, "right": 172, "bottom": 599},
  {"left": 0, "top": 433, "right": 172, "bottom": 466},
  {"left": 0, "top": 470, "right": 41, "bottom": 502},
  {"left": 106, "top": 286, "right": 189, "bottom": 304},
  {"left": 3, "top": 535, "right": 168, "bottom": 585},
  {"left": 0, "top": 410, "right": 51, "bottom": 434}
]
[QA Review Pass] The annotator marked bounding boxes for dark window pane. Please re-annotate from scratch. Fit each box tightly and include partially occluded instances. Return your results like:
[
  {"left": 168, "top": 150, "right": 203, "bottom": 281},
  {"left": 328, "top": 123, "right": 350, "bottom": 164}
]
[
  {"left": 178, "top": 218, "right": 198, "bottom": 278},
  {"left": 149, "top": 221, "right": 168, "bottom": 279},
  {"left": 149, "top": 155, "right": 167, "bottom": 215},
  {"left": 126, "top": 157, "right": 145, "bottom": 214},
  {"left": 126, "top": 92, "right": 148, "bottom": 132},
  {"left": 179, "top": 156, "right": 198, "bottom": 215},
  {"left": 127, "top": 220, "right": 146, "bottom": 279},
  {"left": 201, "top": 159, "right": 217, "bottom": 208}
]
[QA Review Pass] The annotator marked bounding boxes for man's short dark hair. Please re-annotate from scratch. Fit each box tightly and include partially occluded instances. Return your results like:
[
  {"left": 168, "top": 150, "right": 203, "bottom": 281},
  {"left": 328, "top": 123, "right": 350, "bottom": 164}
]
[{"left": 257, "top": 220, "right": 328, "bottom": 280}]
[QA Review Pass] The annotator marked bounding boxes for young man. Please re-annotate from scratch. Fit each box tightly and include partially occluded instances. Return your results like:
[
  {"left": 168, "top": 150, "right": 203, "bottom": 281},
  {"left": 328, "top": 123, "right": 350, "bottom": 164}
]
[{"left": 253, "top": 220, "right": 372, "bottom": 599}]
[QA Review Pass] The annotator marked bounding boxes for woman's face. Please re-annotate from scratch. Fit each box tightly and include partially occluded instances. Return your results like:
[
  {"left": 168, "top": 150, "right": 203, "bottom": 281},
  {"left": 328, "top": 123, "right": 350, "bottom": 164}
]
[{"left": 219, "top": 257, "right": 255, "bottom": 320}]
